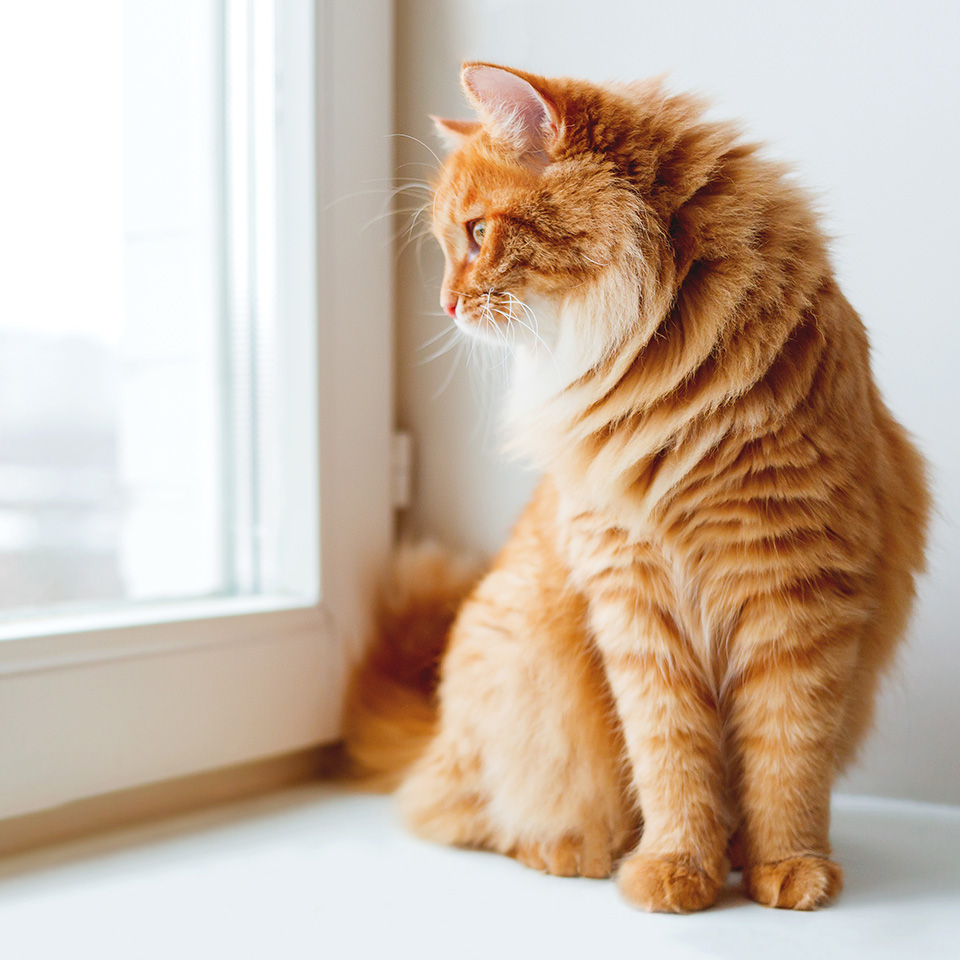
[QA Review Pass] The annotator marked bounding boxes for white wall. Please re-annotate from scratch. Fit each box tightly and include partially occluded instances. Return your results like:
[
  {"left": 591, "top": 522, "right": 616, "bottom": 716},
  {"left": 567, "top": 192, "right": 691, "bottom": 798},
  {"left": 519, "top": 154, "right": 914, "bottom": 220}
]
[{"left": 394, "top": 0, "right": 960, "bottom": 805}]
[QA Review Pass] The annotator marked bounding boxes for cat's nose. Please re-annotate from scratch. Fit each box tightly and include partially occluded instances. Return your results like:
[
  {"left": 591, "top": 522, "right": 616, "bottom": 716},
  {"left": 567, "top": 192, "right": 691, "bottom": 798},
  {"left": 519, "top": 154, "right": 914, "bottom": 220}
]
[{"left": 442, "top": 297, "right": 458, "bottom": 318}]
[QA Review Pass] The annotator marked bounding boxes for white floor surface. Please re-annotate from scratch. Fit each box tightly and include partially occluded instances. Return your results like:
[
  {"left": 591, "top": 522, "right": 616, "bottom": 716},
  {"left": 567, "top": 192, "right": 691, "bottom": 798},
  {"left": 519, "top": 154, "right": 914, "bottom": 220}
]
[{"left": 1, "top": 785, "right": 958, "bottom": 959}]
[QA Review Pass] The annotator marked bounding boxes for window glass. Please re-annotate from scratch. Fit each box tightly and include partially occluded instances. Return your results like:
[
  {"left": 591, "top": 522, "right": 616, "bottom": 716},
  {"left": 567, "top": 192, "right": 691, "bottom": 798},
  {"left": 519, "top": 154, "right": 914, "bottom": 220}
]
[{"left": 0, "top": 1, "right": 282, "bottom": 619}]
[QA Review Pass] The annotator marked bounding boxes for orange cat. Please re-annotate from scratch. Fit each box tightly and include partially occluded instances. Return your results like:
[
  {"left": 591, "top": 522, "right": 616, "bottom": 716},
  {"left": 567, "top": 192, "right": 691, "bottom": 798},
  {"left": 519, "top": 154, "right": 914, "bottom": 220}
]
[{"left": 344, "top": 63, "right": 930, "bottom": 912}]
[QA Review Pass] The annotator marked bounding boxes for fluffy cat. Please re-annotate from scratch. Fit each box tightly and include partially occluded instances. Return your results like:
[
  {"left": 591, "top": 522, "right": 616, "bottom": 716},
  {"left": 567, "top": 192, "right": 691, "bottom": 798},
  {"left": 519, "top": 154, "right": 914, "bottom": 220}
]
[{"left": 344, "top": 63, "right": 930, "bottom": 912}]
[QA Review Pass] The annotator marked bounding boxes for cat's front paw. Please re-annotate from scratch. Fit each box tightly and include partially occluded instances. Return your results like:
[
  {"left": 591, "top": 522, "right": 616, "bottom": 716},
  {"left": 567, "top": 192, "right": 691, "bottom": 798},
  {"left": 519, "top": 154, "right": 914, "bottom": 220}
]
[
  {"left": 511, "top": 829, "right": 619, "bottom": 879},
  {"left": 744, "top": 855, "right": 842, "bottom": 910},
  {"left": 617, "top": 852, "right": 725, "bottom": 913}
]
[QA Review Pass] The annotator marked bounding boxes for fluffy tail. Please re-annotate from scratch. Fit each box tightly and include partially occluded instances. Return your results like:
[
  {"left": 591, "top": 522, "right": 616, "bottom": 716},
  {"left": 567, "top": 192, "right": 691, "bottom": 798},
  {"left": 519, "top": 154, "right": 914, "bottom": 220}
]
[{"left": 339, "top": 542, "right": 483, "bottom": 790}]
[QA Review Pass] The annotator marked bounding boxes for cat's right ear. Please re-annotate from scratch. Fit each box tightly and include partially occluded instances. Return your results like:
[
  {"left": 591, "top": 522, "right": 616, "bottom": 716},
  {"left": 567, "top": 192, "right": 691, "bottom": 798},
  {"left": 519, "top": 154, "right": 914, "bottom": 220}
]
[
  {"left": 460, "top": 63, "right": 561, "bottom": 164},
  {"left": 431, "top": 115, "right": 481, "bottom": 152}
]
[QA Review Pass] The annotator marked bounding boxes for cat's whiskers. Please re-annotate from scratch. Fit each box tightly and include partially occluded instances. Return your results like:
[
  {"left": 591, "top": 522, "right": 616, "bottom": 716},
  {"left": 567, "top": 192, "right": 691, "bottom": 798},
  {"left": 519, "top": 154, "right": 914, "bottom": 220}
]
[
  {"left": 490, "top": 307, "right": 519, "bottom": 347},
  {"left": 388, "top": 133, "right": 448, "bottom": 227},
  {"left": 462, "top": 295, "right": 512, "bottom": 437},
  {"left": 367, "top": 197, "right": 430, "bottom": 235},
  {"left": 389, "top": 133, "right": 443, "bottom": 168},
  {"left": 483, "top": 298, "right": 515, "bottom": 370},
  {"left": 419, "top": 326, "right": 463, "bottom": 365},
  {"left": 505, "top": 291, "right": 544, "bottom": 339},
  {"left": 411, "top": 290, "right": 468, "bottom": 399},
  {"left": 323, "top": 173, "right": 437, "bottom": 266},
  {"left": 446, "top": 290, "right": 549, "bottom": 433},
  {"left": 394, "top": 208, "right": 434, "bottom": 256},
  {"left": 419, "top": 321, "right": 458, "bottom": 349},
  {"left": 430, "top": 336, "right": 467, "bottom": 401},
  {"left": 325, "top": 177, "right": 433, "bottom": 221},
  {"left": 501, "top": 293, "right": 561, "bottom": 376}
]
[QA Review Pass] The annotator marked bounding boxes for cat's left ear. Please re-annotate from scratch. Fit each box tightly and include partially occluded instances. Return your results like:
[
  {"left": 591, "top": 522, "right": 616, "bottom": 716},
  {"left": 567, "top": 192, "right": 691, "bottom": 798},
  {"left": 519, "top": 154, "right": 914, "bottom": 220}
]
[
  {"left": 461, "top": 63, "right": 561, "bottom": 164},
  {"left": 431, "top": 115, "right": 482, "bottom": 152}
]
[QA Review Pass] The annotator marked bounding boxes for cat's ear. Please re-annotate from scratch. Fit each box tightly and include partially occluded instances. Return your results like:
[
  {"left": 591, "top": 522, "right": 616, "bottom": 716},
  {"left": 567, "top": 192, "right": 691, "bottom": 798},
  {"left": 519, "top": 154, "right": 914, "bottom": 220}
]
[
  {"left": 430, "top": 115, "right": 481, "bottom": 152},
  {"left": 460, "top": 63, "right": 561, "bottom": 163}
]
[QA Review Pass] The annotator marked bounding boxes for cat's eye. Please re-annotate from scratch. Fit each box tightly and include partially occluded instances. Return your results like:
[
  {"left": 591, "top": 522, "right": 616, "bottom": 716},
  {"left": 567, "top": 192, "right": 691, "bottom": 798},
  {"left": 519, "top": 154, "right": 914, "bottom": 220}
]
[{"left": 470, "top": 219, "right": 487, "bottom": 247}]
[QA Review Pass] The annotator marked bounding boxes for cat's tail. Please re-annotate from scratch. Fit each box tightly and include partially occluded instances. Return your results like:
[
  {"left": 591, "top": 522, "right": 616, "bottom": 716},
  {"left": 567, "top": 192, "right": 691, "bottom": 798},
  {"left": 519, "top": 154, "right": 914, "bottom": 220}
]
[{"left": 338, "top": 541, "right": 484, "bottom": 791}]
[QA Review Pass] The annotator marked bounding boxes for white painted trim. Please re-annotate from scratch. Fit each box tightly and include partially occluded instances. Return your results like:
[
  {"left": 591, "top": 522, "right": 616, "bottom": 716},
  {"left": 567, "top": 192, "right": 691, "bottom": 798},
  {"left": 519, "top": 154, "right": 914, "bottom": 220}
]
[
  {"left": 0, "top": 598, "right": 325, "bottom": 675},
  {"left": 0, "top": 0, "right": 394, "bottom": 820},
  {"left": 0, "top": 610, "right": 341, "bottom": 819},
  {"left": 313, "top": 0, "right": 395, "bottom": 663}
]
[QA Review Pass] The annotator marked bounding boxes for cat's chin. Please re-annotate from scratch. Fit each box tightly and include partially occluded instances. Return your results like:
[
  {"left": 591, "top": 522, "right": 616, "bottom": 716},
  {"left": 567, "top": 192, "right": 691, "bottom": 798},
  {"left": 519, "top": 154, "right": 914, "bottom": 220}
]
[{"left": 453, "top": 310, "right": 504, "bottom": 346}]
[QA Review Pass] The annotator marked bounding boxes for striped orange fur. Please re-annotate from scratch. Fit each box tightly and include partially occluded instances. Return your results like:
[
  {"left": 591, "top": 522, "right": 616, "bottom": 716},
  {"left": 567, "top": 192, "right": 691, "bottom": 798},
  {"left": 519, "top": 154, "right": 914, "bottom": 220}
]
[{"left": 345, "top": 63, "right": 930, "bottom": 912}]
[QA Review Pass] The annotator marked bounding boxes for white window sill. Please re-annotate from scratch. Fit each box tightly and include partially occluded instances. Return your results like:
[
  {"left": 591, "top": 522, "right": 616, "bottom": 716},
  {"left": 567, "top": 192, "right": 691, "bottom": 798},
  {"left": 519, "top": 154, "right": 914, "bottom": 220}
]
[
  {"left": 1, "top": 787, "right": 958, "bottom": 959},
  {"left": 0, "top": 595, "right": 322, "bottom": 667}
]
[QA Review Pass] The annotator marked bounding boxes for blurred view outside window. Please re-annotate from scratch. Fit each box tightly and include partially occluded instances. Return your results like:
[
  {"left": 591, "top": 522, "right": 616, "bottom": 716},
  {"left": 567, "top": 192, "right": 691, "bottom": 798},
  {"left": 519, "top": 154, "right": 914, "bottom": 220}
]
[{"left": 0, "top": 1, "right": 281, "bottom": 620}]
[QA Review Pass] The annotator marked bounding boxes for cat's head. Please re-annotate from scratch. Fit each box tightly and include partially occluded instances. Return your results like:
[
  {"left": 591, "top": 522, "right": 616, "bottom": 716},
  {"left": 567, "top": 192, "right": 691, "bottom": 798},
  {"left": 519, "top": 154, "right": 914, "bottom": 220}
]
[{"left": 430, "top": 63, "right": 656, "bottom": 381}]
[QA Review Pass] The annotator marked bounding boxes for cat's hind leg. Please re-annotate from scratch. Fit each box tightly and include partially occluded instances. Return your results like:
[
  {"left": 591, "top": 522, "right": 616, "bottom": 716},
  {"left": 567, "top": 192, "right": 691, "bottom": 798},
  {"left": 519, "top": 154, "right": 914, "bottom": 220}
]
[
  {"left": 475, "top": 572, "right": 636, "bottom": 879},
  {"left": 397, "top": 488, "right": 636, "bottom": 877},
  {"left": 397, "top": 738, "right": 494, "bottom": 851}
]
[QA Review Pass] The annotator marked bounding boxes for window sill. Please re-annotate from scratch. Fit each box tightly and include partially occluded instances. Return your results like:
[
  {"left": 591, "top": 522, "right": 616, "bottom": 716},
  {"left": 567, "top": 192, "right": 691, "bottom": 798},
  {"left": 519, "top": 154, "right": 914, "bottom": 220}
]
[
  {"left": 0, "top": 595, "right": 325, "bottom": 675},
  {"left": 1, "top": 787, "right": 957, "bottom": 958},
  {"left": 0, "top": 603, "right": 342, "bottom": 820}
]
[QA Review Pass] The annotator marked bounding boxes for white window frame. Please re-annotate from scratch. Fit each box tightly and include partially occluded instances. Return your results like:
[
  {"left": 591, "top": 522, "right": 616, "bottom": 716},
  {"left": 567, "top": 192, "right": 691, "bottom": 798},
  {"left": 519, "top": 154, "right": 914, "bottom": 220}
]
[{"left": 0, "top": 0, "right": 394, "bottom": 821}]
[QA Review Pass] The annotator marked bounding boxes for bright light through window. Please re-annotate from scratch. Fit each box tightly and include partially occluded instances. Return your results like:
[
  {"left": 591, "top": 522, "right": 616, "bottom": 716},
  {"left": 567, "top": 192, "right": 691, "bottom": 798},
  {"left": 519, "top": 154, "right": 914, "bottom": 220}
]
[{"left": 0, "top": 1, "right": 302, "bottom": 621}]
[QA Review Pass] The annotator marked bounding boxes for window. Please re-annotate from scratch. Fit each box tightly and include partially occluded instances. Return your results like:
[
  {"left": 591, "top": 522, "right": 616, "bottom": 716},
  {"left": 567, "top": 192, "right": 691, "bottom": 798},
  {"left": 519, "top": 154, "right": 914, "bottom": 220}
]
[
  {"left": 0, "top": 0, "right": 394, "bottom": 820},
  {"left": 2, "top": 1, "right": 276, "bottom": 619}
]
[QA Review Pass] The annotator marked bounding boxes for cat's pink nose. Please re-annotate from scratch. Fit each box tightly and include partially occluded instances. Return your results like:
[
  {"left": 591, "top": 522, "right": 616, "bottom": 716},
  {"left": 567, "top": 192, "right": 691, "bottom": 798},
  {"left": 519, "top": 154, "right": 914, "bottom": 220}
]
[{"left": 443, "top": 298, "right": 458, "bottom": 318}]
